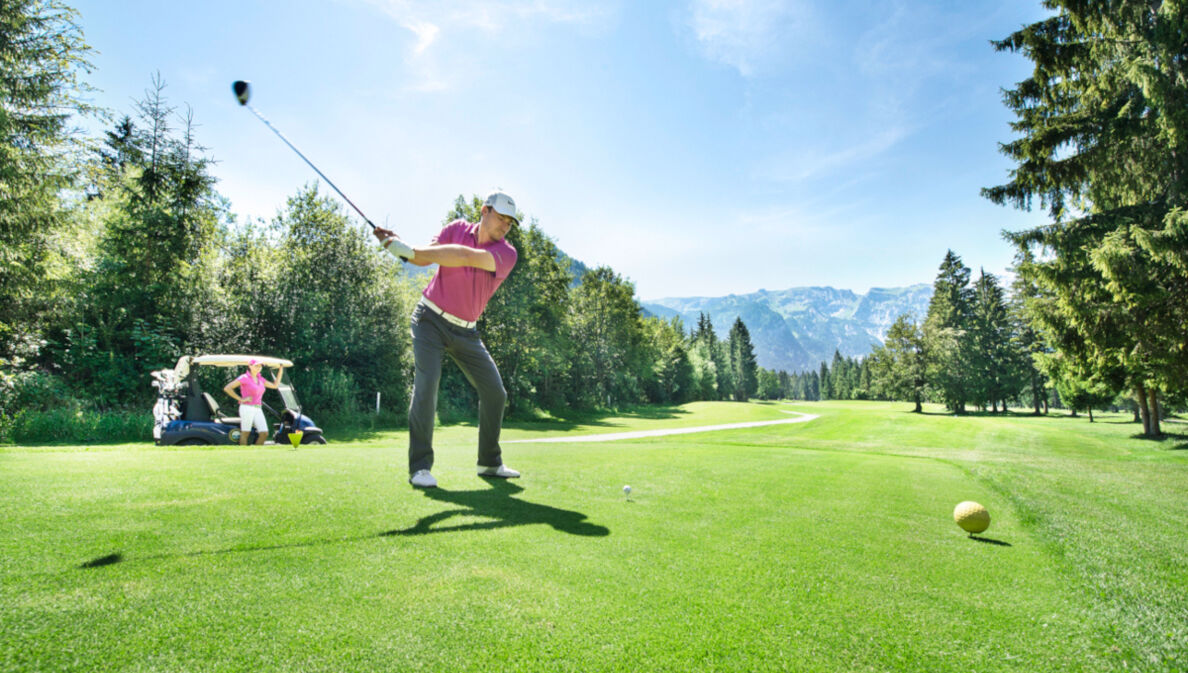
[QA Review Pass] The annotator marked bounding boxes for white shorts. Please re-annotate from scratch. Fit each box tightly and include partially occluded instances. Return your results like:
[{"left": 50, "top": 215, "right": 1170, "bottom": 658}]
[{"left": 239, "top": 404, "right": 268, "bottom": 433}]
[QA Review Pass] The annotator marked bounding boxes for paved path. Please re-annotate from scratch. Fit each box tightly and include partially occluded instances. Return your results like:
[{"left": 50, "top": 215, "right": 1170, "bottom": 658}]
[{"left": 504, "top": 410, "right": 819, "bottom": 444}]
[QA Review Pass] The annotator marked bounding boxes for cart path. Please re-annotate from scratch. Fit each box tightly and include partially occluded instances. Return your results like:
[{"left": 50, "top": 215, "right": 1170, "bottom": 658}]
[{"left": 504, "top": 410, "right": 819, "bottom": 444}]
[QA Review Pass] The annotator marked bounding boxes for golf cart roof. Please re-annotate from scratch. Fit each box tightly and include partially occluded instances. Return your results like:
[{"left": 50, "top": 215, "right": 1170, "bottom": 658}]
[
  {"left": 190, "top": 354, "right": 293, "bottom": 368},
  {"left": 170, "top": 354, "right": 293, "bottom": 380}
]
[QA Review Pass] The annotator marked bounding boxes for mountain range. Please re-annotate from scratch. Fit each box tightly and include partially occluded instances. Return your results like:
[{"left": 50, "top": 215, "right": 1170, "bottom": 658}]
[
  {"left": 407, "top": 236, "right": 931, "bottom": 374},
  {"left": 642, "top": 285, "right": 933, "bottom": 374}
]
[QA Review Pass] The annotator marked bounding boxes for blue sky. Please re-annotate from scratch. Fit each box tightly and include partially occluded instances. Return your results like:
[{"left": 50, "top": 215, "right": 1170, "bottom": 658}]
[{"left": 71, "top": 0, "right": 1051, "bottom": 300}]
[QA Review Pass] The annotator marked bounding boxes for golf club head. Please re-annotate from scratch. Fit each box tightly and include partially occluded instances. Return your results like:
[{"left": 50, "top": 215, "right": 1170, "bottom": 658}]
[{"left": 232, "top": 80, "right": 251, "bottom": 106}]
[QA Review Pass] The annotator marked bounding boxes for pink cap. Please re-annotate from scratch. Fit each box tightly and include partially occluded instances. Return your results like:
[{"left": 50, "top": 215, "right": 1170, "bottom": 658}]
[{"left": 248, "top": 358, "right": 260, "bottom": 366}]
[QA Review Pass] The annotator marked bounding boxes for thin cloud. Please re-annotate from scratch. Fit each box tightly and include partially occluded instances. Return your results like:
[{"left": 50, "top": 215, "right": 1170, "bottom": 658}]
[
  {"left": 852, "top": 2, "right": 992, "bottom": 117},
  {"left": 758, "top": 125, "right": 913, "bottom": 184},
  {"left": 452, "top": 0, "right": 613, "bottom": 33},
  {"left": 404, "top": 19, "right": 439, "bottom": 55},
  {"left": 359, "top": 0, "right": 616, "bottom": 91},
  {"left": 683, "top": 0, "right": 816, "bottom": 77}
]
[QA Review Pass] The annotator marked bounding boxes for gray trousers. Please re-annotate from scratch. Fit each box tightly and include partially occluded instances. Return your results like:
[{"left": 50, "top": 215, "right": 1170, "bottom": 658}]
[{"left": 408, "top": 303, "right": 506, "bottom": 474}]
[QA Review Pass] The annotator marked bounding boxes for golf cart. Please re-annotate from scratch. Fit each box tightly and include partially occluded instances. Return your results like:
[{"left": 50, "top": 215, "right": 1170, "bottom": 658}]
[{"left": 151, "top": 354, "right": 325, "bottom": 446}]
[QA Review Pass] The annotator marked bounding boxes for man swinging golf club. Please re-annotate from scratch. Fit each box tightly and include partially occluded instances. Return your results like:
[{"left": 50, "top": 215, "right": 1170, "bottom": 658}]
[{"left": 374, "top": 191, "right": 520, "bottom": 488}]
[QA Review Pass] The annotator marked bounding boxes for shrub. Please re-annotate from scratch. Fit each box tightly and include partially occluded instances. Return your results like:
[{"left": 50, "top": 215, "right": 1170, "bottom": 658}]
[
  {"left": 7, "top": 408, "right": 151, "bottom": 445},
  {"left": 2, "top": 369, "right": 71, "bottom": 416}
]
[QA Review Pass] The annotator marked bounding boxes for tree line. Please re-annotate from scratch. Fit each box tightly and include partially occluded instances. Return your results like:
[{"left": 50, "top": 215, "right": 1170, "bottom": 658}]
[{"left": 778, "top": 246, "right": 1183, "bottom": 431}]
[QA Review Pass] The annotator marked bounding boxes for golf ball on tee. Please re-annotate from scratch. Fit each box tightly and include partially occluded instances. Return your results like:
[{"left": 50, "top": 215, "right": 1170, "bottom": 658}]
[
  {"left": 623, "top": 485, "right": 631, "bottom": 496},
  {"left": 953, "top": 501, "right": 990, "bottom": 534}
]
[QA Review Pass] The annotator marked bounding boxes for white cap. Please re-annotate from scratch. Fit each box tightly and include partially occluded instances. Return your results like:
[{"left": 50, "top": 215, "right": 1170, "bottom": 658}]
[{"left": 484, "top": 191, "right": 519, "bottom": 224}]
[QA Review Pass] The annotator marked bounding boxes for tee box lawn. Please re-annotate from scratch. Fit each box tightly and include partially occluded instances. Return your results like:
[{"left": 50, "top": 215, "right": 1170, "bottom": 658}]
[{"left": 1, "top": 401, "right": 1184, "bottom": 672}]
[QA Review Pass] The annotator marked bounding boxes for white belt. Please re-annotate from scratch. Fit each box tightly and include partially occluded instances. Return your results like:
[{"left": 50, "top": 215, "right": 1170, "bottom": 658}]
[{"left": 420, "top": 297, "right": 476, "bottom": 329}]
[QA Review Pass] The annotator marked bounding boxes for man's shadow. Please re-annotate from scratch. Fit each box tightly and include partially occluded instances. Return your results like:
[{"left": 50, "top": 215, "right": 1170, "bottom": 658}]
[{"left": 385, "top": 479, "right": 609, "bottom": 537}]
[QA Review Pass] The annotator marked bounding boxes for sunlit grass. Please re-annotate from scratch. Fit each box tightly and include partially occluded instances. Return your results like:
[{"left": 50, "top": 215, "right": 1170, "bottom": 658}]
[{"left": 1, "top": 401, "right": 1183, "bottom": 671}]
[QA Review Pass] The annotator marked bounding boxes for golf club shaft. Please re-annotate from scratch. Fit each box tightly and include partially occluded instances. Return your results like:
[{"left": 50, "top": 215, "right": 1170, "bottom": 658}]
[{"left": 243, "top": 104, "right": 376, "bottom": 229}]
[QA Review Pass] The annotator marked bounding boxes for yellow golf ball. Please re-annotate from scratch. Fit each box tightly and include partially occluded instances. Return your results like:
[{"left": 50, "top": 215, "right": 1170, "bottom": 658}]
[{"left": 953, "top": 501, "right": 990, "bottom": 534}]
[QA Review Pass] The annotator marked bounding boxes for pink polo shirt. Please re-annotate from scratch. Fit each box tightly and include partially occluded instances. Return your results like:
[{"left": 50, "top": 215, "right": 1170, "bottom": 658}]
[
  {"left": 422, "top": 220, "right": 517, "bottom": 322},
  {"left": 236, "top": 372, "right": 267, "bottom": 405}
]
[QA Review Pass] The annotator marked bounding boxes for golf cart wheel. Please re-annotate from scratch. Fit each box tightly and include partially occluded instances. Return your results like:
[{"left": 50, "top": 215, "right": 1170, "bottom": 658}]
[
  {"left": 177, "top": 438, "right": 211, "bottom": 446},
  {"left": 307, "top": 436, "right": 327, "bottom": 445}
]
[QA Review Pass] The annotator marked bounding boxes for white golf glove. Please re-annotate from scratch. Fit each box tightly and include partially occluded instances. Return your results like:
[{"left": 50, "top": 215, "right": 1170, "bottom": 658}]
[{"left": 383, "top": 235, "right": 415, "bottom": 262}]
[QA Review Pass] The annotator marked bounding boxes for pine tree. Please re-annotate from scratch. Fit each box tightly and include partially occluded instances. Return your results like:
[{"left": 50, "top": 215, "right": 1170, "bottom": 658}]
[
  {"left": 693, "top": 312, "right": 716, "bottom": 347},
  {"left": 62, "top": 77, "right": 223, "bottom": 405},
  {"left": 830, "top": 350, "right": 849, "bottom": 400},
  {"left": 0, "top": 0, "right": 94, "bottom": 380},
  {"left": 690, "top": 312, "right": 731, "bottom": 400},
  {"left": 983, "top": 2, "right": 1188, "bottom": 436},
  {"left": 969, "top": 270, "right": 1015, "bottom": 412},
  {"left": 874, "top": 314, "right": 927, "bottom": 412},
  {"left": 728, "top": 317, "right": 758, "bottom": 401},
  {"left": 923, "top": 251, "right": 973, "bottom": 413},
  {"left": 1008, "top": 254, "right": 1050, "bottom": 414}
]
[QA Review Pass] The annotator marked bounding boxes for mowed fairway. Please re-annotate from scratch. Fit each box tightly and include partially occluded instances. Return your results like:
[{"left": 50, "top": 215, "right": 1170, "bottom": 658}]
[{"left": 1, "top": 402, "right": 1184, "bottom": 672}]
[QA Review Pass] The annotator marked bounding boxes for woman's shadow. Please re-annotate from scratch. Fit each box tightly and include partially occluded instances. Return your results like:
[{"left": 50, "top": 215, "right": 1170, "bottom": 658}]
[{"left": 384, "top": 478, "right": 610, "bottom": 537}]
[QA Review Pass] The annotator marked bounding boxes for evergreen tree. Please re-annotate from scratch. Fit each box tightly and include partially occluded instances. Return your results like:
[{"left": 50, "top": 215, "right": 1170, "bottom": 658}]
[
  {"left": 641, "top": 317, "right": 694, "bottom": 404},
  {"left": 969, "top": 270, "right": 1015, "bottom": 412},
  {"left": 847, "top": 355, "right": 861, "bottom": 399},
  {"left": 984, "top": 2, "right": 1188, "bottom": 436},
  {"left": 777, "top": 370, "right": 792, "bottom": 400},
  {"left": 690, "top": 312, "right": 732, "bottom": 400},
  {"left": 829, "top": 350, "right": 849, "bottom": 400},
  {"left": 818, "top": 361, "right": 832, "bottom": 400},
  {"left": 61, "top": 77, "right": 223, "bottom": 405},
  {"left": 0, "top": 0, "right": 95, "bottom": 389},
  {"left": 1043, "top": 353, "right": 1117, "bottom": 422},
  {"left": 98, "top": 116, "right": 141, "bottom": 176},
  {"left": 687, "top": 338, "right": 718, "bottom": 401},
  {"left": 923, "top": 251, "right": 973, "bottom": 413},
  {"left": 693, "top": 312, "right": 716, "bottom": 347},
  {"left": 857, "top": 357, "right": 873, "bottom": 400},
  {"left": 1008, "top": 253, "right": 1050, "bottom": 414},
  {"left": 686, "top": 313, "right": 716, "bottom": 400},
  {"left": 793, "top": 372, "right": 808, "bottom": 400},
  {"left": 756, "top": 368, "right": 780, "bottom": 400},
  {"left": 712, "top": 338, "right": 735, "bottom": 402},
  {"left": 872, "top": 314, "right": 927, "bottom": 412},
  {"left": 728, "top": 316, "right": 758, "bottom": 401}
]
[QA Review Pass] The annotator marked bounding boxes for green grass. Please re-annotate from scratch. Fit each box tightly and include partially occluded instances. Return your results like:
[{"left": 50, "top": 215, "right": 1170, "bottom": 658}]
[{"left": 1, "top": 401, "right": 1184, "bottom": 672}]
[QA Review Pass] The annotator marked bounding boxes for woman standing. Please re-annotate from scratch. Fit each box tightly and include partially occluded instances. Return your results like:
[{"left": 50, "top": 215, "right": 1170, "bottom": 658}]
[{"left": 223, "top": 359, "right": 283, "bottom": 445}]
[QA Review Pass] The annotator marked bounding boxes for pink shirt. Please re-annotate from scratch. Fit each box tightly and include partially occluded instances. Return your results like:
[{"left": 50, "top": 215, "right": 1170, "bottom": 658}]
[
  {"left": 236, "top": 372, "right": 267, "bottom": 405},
  {"left": 422, "top": 220, "right": 517, "bottom": 322}
]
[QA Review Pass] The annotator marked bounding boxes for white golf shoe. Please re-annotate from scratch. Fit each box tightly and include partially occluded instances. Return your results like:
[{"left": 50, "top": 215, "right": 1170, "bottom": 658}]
[
  {"left": 409, "top": 469, "right": 437, "bottom": 488},
  {"left": 477, "top": 464, "right": 521, "bottom": 478}
]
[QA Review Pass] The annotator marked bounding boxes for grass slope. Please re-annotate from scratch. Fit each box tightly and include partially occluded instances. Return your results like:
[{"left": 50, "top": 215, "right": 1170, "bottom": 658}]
[{"left": 1, "top": 401, "right": 1184, "bottom": 672}]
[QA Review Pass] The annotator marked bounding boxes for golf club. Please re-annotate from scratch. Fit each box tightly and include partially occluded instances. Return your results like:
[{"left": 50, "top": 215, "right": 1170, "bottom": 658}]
[{"left": 231, "top": 80, "right": 376, "bottom": 230}]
